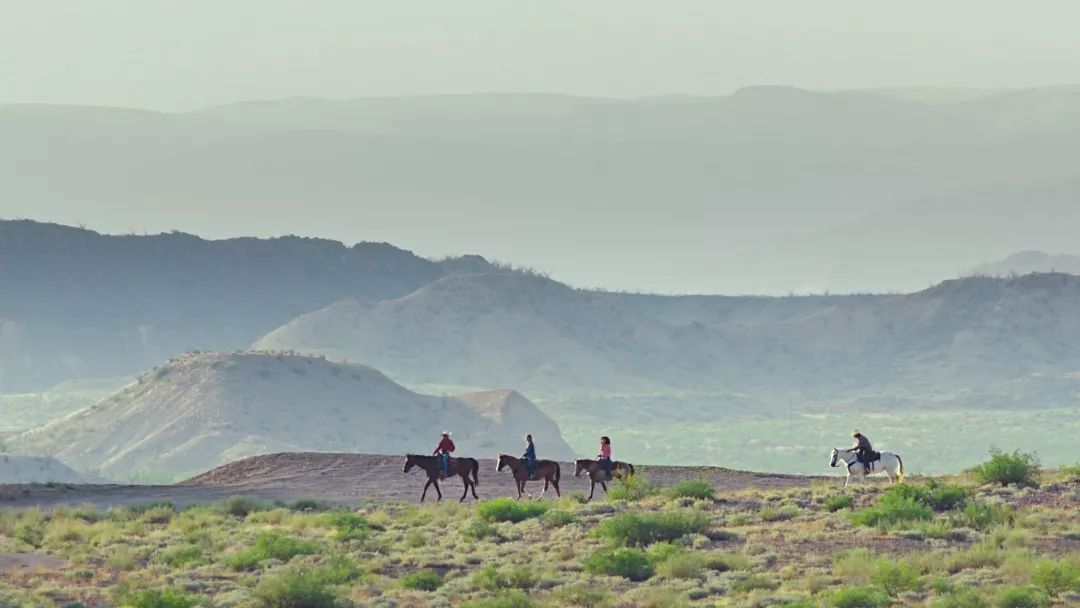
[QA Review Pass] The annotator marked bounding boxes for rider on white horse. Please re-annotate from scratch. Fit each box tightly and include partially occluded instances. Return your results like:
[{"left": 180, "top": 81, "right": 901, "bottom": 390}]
[{"left": 849, "top": 430, "right": 873, "bottom": 475}]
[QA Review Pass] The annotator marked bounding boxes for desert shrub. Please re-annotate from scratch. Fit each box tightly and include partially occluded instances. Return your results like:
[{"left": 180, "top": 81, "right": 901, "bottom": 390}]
[
  {"left": 760, "top": 504, "right": 800, "bottom": 522},
  {"left": 592, "top": 511, "right": 709, "bottom": 546},
  {"left": 1060, "top": 464, "right": 1080, "bottom": 482},
  {"left": 970, "top": 450, "right": 1040, "bottom": 487},
  {"left": 139, "top": 505, "right": 177, "bottom": 525},
  {"left": 106, "top": 546, "right": 138, "bottom": 571},
  {"left": 994, "top": 586, "right": 1050, "bottom": 608},
  {"left": 550, "top": 583, "right": 612, "bottom": 607},
  {"left": 606, "top": 472, "right": 658, "bottom": 502},
  {"left": 934, "top": 588, "right": 988, "bottom": 608},
  {"left": 225, "top": 532, "right": 318, "bottom": 570},
  {"left": 471, "top": 564, "right": 539, "bottom": 591},
  {"left": 826, "top": 495, "right": 855, "bottom": 512},
  {"left": 887, "top": 480, "right": 971, "bottom": 512},
  {"left": 871, "top": 560, "right": 922, "bottom": 595},
  {"left": 666, "top": 480, "right": 715, "bottom": 500},
  {"left": 705, "top": 551, "right": 750, "bottom": 572},
  {"left": 252, "top": 568, "right": 339, "bottom": 608},
  {"left": 319, "top": 511, "right": 370, "bottom": 541},
  {"left": 962, "top": 501, "right": 1013, "bottom": 531},
  {"left": 849, "top": 495, "right": 931, "bottom": 528},
  {"left": 655, "top": 551, "right": 706, "bottom": 580},
  {"left": 1030, "top": 560, "right": 1080, "bottom": 595},
  {"left": 117, "top": 588, "right": 198, "bottom": 608},
  {"left": 156, "top": 544, "right": 205, "bottom": 568},
  {"left": 312, "top": 554, "right": 363, "bottom": 584},
  {"left": 219, "top": 496, "right": 270, "bottom": 518},
  {"left": 289, "top": 499, "right": 330, "bottom": 512},
  {"left": 461, "top": 519, "right": 498, "bottom": 540},
  {"left": 460, "top": 591, "right": 536, "bottom": 608},
  {"left": 400, "top": 570, "right": 443, "bottom": 591},
  {"left": 14, "top": 523, "right": 45, "bottom": 548},
  {"left": 476, "top": 498, "right": 550, "bottom": 523},
  {"left": 827, "top": 585, "right": 891, "bottom": 608},
  {"left": 540, "top": 509, "right": 577, "bottom": 528},
  {"left": 582, "top": 548, "right": 655, "bottom": 581},
  {"left": 730, "top": 575, "right": 780, "bottom": 593}
]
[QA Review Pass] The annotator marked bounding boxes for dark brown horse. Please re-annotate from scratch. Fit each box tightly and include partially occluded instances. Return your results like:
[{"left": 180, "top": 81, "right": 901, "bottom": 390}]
[
  {"left": 574, "top": 459, "right": 635, "bottom": 501},
  {"left": 403, "top": 454, "right": 480, "bottom": 503},
  {"left": 496, "top": 454, "right": 561, "bottom": 500}
]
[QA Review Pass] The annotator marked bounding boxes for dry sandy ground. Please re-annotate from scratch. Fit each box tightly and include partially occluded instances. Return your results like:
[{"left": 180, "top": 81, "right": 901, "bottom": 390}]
[{"left": 0, "top": 453, "right": 832, "bottom": 510}]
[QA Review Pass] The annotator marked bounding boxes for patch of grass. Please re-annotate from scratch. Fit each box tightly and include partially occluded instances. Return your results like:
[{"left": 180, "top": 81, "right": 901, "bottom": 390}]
[
  {"left": 606, "top": 472, "right": 658, "bottom": 502},
  {"left": 666, "top": 480, "right": 715, "bottom": 501},
  {"left": 318, "top": 511, "right": 371, "bottom": 541},
  {"left": 655, "top": 550, "right": 706, "bottom": 580},
  {"left": 705, "top": 551, "right": 749, "bottom": 572},
  {"left": 827, "top": 585, "right": 892, "bottom": 608},
  {"left": 460, "top": 591, "right": 536, "bottom": 608},
  {"left": 849, "top": 494, "right": 932, "bottom": 528},
  {"left": 472, "top": 564, "right": 540, "bottom": 591},
  {"left": 962, "top": 501, "right": 1014, "bottom": 531},
  {"left": 730, "top": 574, "right": 780, "bottom": 593},
  {"left": 970, "top": 450, "right": 1040, "bottom": 487},
  {"left": 1030, "top": 560, "right": 1080, "bottom": 596},
  {"left": 1059, "top": 464, "right": 1080, "bottom": 482},
  {"left": 549, "top": 583, "right": 612, "bottom": 607},
  {"left": 476, "top": 498, "right": 551, "bottom": 523},
  {"left": 592, "top": 511, "right": 710, "bottom": 546},
  {"left": 582, "top": 548, "right": 655, "bottom": 581},
  {"left": 934, "top": 588, "right": 989, "bottom": 608},
  {"left": 825, "top": 495, "right": 855, "bottom": 512},
  {"left": 888, "top": 480, "right": 971, "bottom": 512},
  {"left": 155, "top": 544, "right": 205, "bottom": 568},
  {"left": 219, "top": 496, "right": 270, "bottom": 518},
  {"left": 994, "top": 586, "right": 1050, "bottom": 608},
  {"left": 224, "top": 532, "right": 319, "bottom": 570},
  {"left": 540, "top": 509, "right": 577, "bottom": 528},
  {"left": 117, "top": 587, "right": 199, "bottom": 608},
  {"left": 252, "top": 567, "right": 339, "bottom": 608},
  {"left": 400, "top": 570, "right": 443, "bottom": 591},
  {"left": 759, "top": 504, "right": 799, "bottom": 522},
  {"left": 871, "top": 560, "right": 923, "bottom": 595}
]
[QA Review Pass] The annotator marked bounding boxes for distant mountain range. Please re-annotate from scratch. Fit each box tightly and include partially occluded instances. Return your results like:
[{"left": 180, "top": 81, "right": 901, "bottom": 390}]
[
  {"left": 4, "top": 86, "right": 1080, "bottom": 294},
  {"left": 10, "top": 352, "right": 575, "bottom": 480},
  {"left": 0, "top": 220, "right": 494, "bottom": 392},
  {"left": 972, "top": 251, "right": 1080, "bottom": 277}
]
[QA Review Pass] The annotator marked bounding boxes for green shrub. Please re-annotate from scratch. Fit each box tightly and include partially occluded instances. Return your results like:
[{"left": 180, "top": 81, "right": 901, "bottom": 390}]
[
  {"left": 1031, "top": 560, "right": 1080, "bottom": 596},
  {"left": 550, "top": 583, "right": 611, "bottom": 607},
  {"left": 666, "top": 480, "right": 715, "bottom": 500},
  {"left": 155, "top": 544, "right": 205, "bottom": 568},
  {"left": 760, "top": 504, "right": 800, "bottom": 522},
  {"left": 472, "top": 564, "right": 540, "bottom": 591},
  {"left": 730, "top": 575, "right": 780, "bottom": 593},
  {"left": 825, "top": 495, "right": 855, "bottom": 512},
  {"left": 476, "top": 498, "right": 551, "bottom": 523},
  {"left": 540, "top": 509, "right": 577, "bottom": 528},
  {"left": 1060, "top": 464, "right": 1080, "bottom": 482},
  {"left": 705, "top": 551, "right": 750, "bottom": 572},
  {"left": 962, "top": 501, "right": 1013, "bottom": 531},
  {"left": 460, "top": 591, "right": 536, "bottom": 608},
  {"left": 400, "top": 570, "right": 443, "bottom": 591},
  {"left": 849, "top": 495, "right": 932, "bottom": 528},
  {"left": 886, "top": 480, "right": 971, "bottom": 512},
  {"left": 14, "top": 523, "right": 45, "bottom": 548},
  {"left": 970, "top": 450, "right": 1040, "bottom": 487},
  {"left": 870, "top": 561, "right": 922, "bottom": 595},
  {"left": 225, "top": 532, "right": 319, "bottom": 570},
  {"left": 606, "top": 472, "right": 658, "bottom": 502},
  {"left": 592, "top": 511, "right": 710, "bottom": 546},
  {"left": 461, "top": 519, "right": 498, "bottom": 540},
  {"left": 582, "top": 548, "right": 655, "bottom": 581},
  {"left": 252, "top": 568, "right": 339, "bottom": 608},
  {"left": 934, "top": 588, "right": 988, "bottom": 608},
  {"left": 827, "top": 585, "right": 891, "bottom": 608},
  {"left": 319, "top": 512, "right": 370, "bottom": 541},
  {"left": 655, "top": 551, "right": 706, "bottom": 580},
  {"left": 219, "top": 496, "right": 269, "bottom": 518},
  {"left": 117, "top": 588, "right": 198, "bottom": 608},
  {"left": 312, "top": 554, "right": 363, "bottom": 584},
  {"left": 994, "top": 586, "right": 1050, "bottom": 608}
]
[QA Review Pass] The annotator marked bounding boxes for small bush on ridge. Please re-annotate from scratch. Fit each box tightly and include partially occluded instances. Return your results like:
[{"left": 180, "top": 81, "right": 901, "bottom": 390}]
[
  {"left": 592, "top": 511, "right": 710, "bottom": 546},
  {"left": 582, "top": 548, "right": 655, "bottom": 581},
  {"left": 476, "top": 498, "right": 550, "bottom": 523},
  {"left": 400, "top": 570, "right": 443, "bottom": 591},
  {"left": 970, "top": 450, "right": 1040, "bottom": 487},
  {"left": 666, "top": 480, "right": 715, "bottom": 500}
]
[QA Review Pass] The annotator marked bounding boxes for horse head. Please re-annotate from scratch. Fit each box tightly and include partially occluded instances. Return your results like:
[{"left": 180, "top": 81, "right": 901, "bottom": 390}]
[
  {"left": 403, "top": 455, "right": 416, "bottom": 473},
  {"left": 574, "top": 459, "right": 588, "bottom": 477},
  {"left": 496, "top": 454, "right": 508, "bottom": 472},
  {"left": 829, "top": 448, "right": 839, "bottom": 468}
]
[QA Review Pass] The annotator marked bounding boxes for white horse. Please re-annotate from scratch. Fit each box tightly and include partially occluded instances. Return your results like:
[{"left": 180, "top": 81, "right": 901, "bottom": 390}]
[{"left": 830, "top": 448, "right": 905, "bottom": 487}]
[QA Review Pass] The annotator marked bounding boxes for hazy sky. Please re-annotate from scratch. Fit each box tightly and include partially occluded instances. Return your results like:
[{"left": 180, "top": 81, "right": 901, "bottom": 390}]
[{"left": 5, "top": 0, "right": 1080, "bottom": 110}]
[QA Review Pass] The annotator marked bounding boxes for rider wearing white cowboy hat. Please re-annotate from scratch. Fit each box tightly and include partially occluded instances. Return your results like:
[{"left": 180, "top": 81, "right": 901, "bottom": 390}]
[
  {"left": 850, "top": 430, "right": 873, "bottom": 474},
  {"left": 433, "top": 431, "right": 455, "bottom": 479}
]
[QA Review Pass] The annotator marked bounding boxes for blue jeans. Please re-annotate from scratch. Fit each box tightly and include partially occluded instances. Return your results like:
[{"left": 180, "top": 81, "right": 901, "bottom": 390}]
[
  {"left": 600, "top": 458, "right": 612, "bottom": 475},
  {"left": 440, "top": 453, "right": 450, "bottom": 474}
]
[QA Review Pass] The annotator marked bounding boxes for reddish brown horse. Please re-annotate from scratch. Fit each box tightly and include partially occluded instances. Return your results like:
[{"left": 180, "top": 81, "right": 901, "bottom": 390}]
[
  {"left": 403, "top": 454, "right": 480, "bottom": 503},
  {"left": 574, "top": 458, "right": 635, "bottom": 501},
  {"left": 496, "top": 454, "right": 561, "bottom": 499}
]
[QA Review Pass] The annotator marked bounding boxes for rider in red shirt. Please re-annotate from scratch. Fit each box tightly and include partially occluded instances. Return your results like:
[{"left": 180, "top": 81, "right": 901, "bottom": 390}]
[{"left": 434, "top": 431, "right": 455, "bottom": 478}]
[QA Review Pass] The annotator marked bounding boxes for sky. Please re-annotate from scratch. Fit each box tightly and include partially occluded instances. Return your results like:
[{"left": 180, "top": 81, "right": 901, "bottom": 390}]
[{"left": 5, "top": 1, "right": 1080, "bottom": 111}]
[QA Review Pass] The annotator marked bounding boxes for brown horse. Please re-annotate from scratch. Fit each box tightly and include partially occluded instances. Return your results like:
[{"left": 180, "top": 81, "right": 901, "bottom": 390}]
[
  {"left": 403, "top": 454, "right": 480, "bottom": 503},
  {"left": 574, "top": 459, "right": 635, "bottom": 501},
  {"left": 496, "top": 454, "right": 561, "bottom": 500}
]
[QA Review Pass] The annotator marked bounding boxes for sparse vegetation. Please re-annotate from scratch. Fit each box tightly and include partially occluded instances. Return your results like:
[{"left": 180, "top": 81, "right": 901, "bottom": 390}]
[
  {"left": 970, "top": 449, "right": 1041, "bottom": 487},
  {"left": 0, "top": 460, "right": 1075, "bottom": 607}
]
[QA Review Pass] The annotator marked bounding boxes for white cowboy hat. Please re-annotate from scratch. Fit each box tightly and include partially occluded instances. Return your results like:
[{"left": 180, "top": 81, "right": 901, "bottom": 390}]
[{"left": 442, "top": 431, "right": 451, "bottom": 436}]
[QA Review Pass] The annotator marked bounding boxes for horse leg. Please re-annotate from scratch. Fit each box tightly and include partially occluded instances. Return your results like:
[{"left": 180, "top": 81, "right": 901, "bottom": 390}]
[
  {"left": 553, "top": 476, "right": 560, "bottom": 498},
  {"left": 600, "top": 480, "right": 608, "bottom": 495},
  {"left": 434, "top": 479, "right": 443, "bottom": 502},
  {"left": 844, "top": 472, "right": 850, "bottom": 488},
  {"left": 421, "top": 478, "right": 432, "bottom": 502},
  {"left": 541, "top": 477, "right": 549, "bottom": 498},
  {"left": 460, "top": 476, "right": 469, "bottom": 502},
  {"left": 587, "top": 480, "right": 595, "bottom": 502}
]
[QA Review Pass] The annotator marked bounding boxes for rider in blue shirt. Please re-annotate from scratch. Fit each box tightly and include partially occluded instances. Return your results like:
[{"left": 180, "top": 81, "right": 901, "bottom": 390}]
[{"left": 522, "top": 434, "right": 537, "bottom": 478}]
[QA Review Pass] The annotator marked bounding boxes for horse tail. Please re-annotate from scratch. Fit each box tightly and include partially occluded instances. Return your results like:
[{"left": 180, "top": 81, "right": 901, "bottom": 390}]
[
  {"left": 554, "top": 462, "right": 561, "bottom": 484},
  {"left": 896, "top": 454, "right": 905, "bottom": 483},
  {"left": 628, "top": 463, "right": 636, "bottom": 476},
  {"left": 471, "top": 459, "right": 480, "bottom": 487}
]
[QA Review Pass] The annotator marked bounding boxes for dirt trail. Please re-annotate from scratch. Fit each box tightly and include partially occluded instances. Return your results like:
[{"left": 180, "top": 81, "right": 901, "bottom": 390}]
[{"left": 1, "top": 453, "right": 826, "bottom": 510}]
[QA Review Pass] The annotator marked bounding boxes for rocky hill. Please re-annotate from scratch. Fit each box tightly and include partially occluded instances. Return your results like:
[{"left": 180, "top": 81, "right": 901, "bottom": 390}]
[
  {"left": 0, "top": 220, "right": 497, "bottom": 393},
  {"left": 256, "top": 272, "right": 1080, "bottom": 411},
  {"left": 9, "top": 353, "right": 574, "bottom": 480},
  {"left": 972, "top": 251, "right": 1080, "bottom": 277}
]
